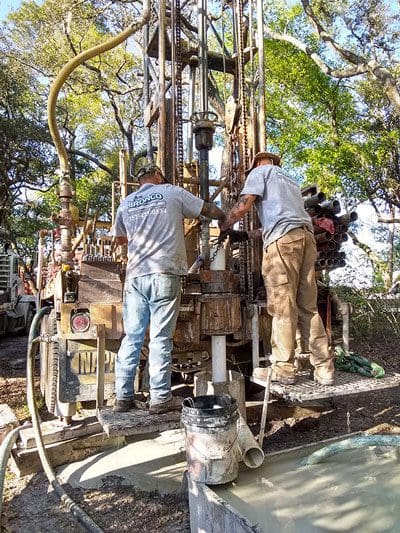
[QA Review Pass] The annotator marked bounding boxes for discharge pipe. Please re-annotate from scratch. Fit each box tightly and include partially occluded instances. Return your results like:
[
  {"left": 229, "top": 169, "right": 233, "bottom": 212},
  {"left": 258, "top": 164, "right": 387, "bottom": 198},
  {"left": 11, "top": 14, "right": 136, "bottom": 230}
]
[{"left": 236, "top": 415, "right": 264, "bottom": 468}]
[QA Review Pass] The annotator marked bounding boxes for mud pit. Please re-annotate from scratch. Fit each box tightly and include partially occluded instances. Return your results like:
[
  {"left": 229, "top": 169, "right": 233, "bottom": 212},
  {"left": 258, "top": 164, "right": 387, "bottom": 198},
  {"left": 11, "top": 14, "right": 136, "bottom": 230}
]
[
  {"left": 216, "top": 445, "right": 400, "bottom": 532},
  {"left": 1, "top": 334, "right": 400, "bottom": 532}
]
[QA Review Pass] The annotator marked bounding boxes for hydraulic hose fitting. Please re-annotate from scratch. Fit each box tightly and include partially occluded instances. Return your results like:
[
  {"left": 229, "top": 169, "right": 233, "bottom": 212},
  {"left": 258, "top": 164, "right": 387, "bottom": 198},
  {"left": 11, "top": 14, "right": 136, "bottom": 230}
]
[{"left": 56, "top": 169, "right": 74, "bottom": 267}]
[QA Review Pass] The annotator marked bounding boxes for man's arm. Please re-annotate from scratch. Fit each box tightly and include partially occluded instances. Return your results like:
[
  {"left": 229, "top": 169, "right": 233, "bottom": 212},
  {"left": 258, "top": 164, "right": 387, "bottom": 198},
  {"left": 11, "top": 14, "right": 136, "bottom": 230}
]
[
  {"left": 248, "top": 228, "right": 262, "bottom": 239},
  {"left": 200, "top": 201, "right": 226, "bottom": 221},
  {"left": 113, "top": 236, "right": 128, "bottom": 246},
  {"left": 220, "top": 194, "right": 258, "bottom": 231}
]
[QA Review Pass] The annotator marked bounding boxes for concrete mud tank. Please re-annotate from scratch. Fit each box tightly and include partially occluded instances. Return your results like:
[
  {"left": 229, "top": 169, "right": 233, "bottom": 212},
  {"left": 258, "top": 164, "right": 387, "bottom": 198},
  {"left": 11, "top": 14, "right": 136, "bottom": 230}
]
[{"left": 189, "top": 435, "right": 400, "bottom": 532}]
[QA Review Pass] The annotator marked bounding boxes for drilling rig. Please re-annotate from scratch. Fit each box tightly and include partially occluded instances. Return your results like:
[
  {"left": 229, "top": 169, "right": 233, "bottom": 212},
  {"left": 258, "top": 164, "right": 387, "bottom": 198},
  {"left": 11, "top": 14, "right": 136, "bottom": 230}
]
[{"left": 37, "top": 1, "right": 361, "bottom": 424}]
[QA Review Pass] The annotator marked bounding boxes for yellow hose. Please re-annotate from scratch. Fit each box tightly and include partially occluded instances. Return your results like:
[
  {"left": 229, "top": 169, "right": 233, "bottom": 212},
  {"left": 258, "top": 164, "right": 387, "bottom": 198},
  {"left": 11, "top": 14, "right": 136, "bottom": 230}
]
[{"left": 47, "top": 1, "right": 151, "bottom": 171}]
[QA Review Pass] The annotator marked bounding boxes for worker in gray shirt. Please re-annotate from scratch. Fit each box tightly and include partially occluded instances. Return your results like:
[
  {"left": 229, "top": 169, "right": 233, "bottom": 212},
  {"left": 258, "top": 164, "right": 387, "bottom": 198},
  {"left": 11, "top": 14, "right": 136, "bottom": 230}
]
[
  {"left": 220, "top": 152, "right": 335, "bottom": 386},
  {"left": 112, "top": 163, "right": 226, "bottom": 413}
]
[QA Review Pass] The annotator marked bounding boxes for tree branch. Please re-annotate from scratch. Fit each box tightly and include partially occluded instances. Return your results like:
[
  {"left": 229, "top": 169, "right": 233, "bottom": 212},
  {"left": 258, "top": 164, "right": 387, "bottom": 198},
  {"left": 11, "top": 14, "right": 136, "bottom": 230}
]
[
  {"left": 265, "top": 28, "right": 369, "bottom": 79},
  {"left": 265, "top": 1, "right": 400, "bottom": 114},
  {"left": 300, "top": 0, "right": 400, "bottom": 114},
  {"left": 301, "top": 0, "right": 367, "bottom": 65},
  {"left": 348, "top": 229, "right": 386, "bottom": 268},
  {"left": 377, "top": 217, "right": 400, "bottom": 224},
  {"left": 68, "top": 149, "right": 114, "bottom": 175}
]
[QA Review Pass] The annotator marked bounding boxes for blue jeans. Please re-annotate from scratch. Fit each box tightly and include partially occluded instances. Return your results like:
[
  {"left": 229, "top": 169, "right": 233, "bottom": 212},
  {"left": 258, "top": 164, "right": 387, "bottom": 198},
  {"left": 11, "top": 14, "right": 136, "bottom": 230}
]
[{"left": 115, "top": 273, "right": 181, "bottom": 404}]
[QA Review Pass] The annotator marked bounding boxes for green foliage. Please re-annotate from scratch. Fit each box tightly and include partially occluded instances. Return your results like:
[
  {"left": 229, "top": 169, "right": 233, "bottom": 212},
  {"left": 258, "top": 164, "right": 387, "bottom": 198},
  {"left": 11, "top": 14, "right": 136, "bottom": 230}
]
[
  {"left": 9, "top": 205, "right": 53, "bottom": 258},
  {"left": 0, "top": 53, "right": 56, "bottom": 254},
  {"left": 1, "top": 0, "right": 400, "bottom": 289},
  {"left": 74, "top": 172, "right": 114, "bottom": 221},
  {"left": 0, "top": 0, "right": 146, "bottom": 257},
  {"left": 263, "top": 38, "right": 356, "bottom": 193},
  {"left": 334, "top": 286, "right": 400, "bottom": 342}
]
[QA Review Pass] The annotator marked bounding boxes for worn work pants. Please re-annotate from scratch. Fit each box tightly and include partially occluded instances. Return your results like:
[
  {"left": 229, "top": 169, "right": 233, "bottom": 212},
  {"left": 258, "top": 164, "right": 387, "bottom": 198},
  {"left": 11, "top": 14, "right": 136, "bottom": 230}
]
[
  {"left": 262, "top": 227, "right": 333, "bottom": 375},
  {"left": 115, "top": 273, "right": 181, "bottom": 404}
]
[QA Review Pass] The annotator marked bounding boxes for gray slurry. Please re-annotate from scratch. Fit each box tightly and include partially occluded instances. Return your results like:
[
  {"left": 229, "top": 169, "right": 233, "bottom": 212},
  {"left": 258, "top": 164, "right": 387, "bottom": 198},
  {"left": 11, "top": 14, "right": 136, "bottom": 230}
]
[
  {"left": 215, "top": 445, "right": 400, "bottom": 532},
  {"left": 57, "top": 429, "right": 187, "bottom": 494}
]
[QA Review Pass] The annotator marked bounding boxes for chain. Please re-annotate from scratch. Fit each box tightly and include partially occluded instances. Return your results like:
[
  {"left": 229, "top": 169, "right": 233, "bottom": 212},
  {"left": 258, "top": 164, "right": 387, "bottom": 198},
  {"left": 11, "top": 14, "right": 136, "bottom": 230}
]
[
  {"left": 238, "top": 241, "right": 247, "bottom": 295},
  {"left": 236, "top": 0, "right": 253, "bottom": 300},
  {"left": 175, "top": 0, "right": 184, "bottom": 185},
  {"left": 209, "top": 239, "right": 224, "bottom": 264},
  {"left": 245, "top": 213, "right": 254, "bottom": 301},
  {"left": 228, "top": 133, "right": 246, "bottom": 295},
  {"left": 236, "top": 0, "right": 249, "bottom": 170}
]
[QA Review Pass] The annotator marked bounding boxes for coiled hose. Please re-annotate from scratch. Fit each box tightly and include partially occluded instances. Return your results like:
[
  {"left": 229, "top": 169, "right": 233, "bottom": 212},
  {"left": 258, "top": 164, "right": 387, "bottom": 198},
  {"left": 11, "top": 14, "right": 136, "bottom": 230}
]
[
  {"left": 301, "top": 434, "right": 400, "bottom": 466},
  {"left": 23, "top": 307, "right": 103, "bottom": 532}
]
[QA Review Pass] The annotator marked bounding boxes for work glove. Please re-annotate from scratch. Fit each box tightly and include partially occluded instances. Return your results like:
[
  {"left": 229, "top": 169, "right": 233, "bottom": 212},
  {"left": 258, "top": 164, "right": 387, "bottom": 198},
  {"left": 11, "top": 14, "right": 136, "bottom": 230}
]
[
  {"left": 217, "top": 229, "right": 231, "bottom": 243},
  {"left": 217, "top": 229, "right": 249, "bottom": 244},
  {"left": 228, "top": 230, "right": 249, "bottom": 243}
]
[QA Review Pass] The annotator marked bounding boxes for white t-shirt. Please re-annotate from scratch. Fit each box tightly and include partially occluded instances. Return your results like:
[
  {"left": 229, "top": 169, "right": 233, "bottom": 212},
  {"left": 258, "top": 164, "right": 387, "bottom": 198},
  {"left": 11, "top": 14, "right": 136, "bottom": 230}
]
[
  {"left": 241, "top": 165, "right": 313, "bottom": 248},
  {"left": 113, "top": 183, "right": 204, "bottom": 279}
]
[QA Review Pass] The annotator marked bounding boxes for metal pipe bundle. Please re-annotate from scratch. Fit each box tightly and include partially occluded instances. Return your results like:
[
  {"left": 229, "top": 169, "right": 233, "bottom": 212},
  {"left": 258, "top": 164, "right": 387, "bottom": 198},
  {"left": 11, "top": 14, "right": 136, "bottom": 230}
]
[{"left": 302, "top": 189, "right": 357, "bottom": 272}]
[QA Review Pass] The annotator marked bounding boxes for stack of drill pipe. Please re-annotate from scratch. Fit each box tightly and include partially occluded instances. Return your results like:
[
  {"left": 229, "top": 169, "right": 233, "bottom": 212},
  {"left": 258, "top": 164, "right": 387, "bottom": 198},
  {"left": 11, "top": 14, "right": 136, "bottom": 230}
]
[{"left": 302, "top": 190, "right": 358, "bottom": 272}]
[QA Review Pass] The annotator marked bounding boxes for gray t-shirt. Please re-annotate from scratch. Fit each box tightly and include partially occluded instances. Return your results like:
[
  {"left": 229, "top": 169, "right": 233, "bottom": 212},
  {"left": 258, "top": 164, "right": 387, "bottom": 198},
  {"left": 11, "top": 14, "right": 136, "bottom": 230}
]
[
  {"left": 113, "top": 183, "right": 204, "bottom": 279},
  {"left": 241, "top": 164, "right": 313, "bottom": 248}
]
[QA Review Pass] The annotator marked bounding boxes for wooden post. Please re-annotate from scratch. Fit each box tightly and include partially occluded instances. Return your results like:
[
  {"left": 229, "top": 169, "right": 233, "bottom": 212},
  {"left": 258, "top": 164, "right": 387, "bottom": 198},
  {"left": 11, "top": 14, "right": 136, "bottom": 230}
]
[
  {"left": 258, "top": 366, "right": 272, "bottom": 447},
  {"left": 96, "top": 324, "right": 106, "bottom": 410},
  {"left": 119, "top": 149, "right": 128, "bottom": 200},
  {"left": 342, "top": 302, "right": 351, "bottom": 354}
]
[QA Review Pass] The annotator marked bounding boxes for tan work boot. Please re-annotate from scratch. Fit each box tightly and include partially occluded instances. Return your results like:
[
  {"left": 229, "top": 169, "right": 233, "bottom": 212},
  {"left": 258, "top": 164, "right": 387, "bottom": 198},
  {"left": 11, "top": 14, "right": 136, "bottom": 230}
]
[
  {"left": 253, "top": 366, "right": 296, "bottom": 385},
  {"left": 149, "top": 396, "right": 182, "bottom": 414},
  {"left": 313, "top": 364, "right": 335, "bottom": 386}
]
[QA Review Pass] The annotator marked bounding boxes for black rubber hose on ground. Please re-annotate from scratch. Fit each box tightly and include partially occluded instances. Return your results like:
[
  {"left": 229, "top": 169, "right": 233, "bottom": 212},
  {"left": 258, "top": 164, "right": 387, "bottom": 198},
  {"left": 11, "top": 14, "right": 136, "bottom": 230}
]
[
  {"left": 26, "top": 307, "right": 104, "bottom": 532},
  {"left": 0, "top": 426, "right": 22, "bottom": 528},
  {"left": 301, "top": 435, "right": 400, "bottom": 466}
]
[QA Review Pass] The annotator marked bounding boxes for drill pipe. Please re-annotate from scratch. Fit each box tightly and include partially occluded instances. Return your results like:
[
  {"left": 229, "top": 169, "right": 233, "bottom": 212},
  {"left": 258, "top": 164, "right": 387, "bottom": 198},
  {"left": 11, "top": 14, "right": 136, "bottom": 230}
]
[
  {"left": 314, "top": 232, "right": 334, "bottom": 244},
  {"left": 317, "top": 241, "right": 337, "bottom": 252},
  {"left": 304, "top": 192, "right": 326, "bottom": 208},
  {"left": 319, "top": 199, "right": 341, "bottom": 215},
  {"left": 337, "top": 211, "right": 358, "bottom": 225}
]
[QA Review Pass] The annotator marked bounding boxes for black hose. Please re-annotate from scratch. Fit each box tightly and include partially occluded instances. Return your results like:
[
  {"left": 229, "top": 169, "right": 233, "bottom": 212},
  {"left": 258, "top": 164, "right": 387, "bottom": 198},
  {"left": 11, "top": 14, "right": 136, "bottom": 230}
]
[
  {"left": 26, "top": 307, "right": 104, "bottom": 532},
  {"left": 0, "top": 426, "right": 21, "bottom": 529}
]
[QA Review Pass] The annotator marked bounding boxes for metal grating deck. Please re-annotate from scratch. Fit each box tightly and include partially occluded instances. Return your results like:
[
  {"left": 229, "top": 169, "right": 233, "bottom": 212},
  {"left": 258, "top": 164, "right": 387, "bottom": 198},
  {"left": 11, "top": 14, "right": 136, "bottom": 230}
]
[
  {"left": 250, "top": 371, "right": 400, "bottom": 402},
  {"left": 97, "top": 407, "right": 181, "bottom": 437}
]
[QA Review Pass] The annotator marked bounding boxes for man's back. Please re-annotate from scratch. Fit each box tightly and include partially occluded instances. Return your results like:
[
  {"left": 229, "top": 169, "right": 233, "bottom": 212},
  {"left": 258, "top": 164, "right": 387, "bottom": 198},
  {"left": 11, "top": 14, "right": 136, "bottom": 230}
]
[
  {"left": 241, "top": 165, "right": 312, "bottom": 247},
  {"left": 114, "top": 183, "right": 203, "bottom": 278}
]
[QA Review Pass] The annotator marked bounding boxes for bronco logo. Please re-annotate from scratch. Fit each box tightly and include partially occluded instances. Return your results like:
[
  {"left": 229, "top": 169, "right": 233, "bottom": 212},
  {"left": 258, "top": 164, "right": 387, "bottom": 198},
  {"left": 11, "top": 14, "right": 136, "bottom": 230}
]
[{"left": 128, "top": 192, "right": 164, "bottom": 208}]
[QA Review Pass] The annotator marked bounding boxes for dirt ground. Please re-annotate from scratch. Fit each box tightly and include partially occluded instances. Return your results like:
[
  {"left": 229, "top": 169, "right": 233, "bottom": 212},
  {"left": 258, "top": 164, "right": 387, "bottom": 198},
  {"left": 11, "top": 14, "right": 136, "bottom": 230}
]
[{"left": 1, "top": 334, "right": 399, "bottom": 532}]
